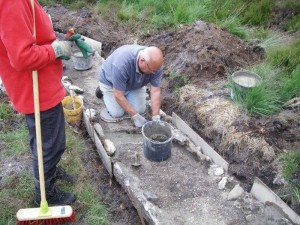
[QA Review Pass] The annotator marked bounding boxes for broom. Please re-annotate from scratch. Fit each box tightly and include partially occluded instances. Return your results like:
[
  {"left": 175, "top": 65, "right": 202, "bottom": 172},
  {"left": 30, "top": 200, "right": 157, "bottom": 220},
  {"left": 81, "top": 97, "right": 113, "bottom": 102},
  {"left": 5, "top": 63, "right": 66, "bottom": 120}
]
[{"left": 16, "top": 0, "right": 75, "bottom": 224}]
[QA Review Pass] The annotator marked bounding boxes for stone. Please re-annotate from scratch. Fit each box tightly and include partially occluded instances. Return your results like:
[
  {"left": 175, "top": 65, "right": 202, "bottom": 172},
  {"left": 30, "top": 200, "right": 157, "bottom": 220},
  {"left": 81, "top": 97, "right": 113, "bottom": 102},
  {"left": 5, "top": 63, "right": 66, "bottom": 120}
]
[
  {"left": 214, "top": 167, "right": 224, "bottom": 176},
  {"left": 218, "top": 177, "right": 228, "bottom": 190},
  {"left": 227, "top": 184, "right": 244, "bottom": 200}
]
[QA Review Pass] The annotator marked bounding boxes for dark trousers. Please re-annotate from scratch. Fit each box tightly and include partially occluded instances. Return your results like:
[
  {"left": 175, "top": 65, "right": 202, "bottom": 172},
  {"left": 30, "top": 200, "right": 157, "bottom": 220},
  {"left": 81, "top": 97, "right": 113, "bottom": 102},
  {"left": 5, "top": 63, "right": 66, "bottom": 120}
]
[{"left": 25, "top": 103, "right": 66, "bottom": 190}]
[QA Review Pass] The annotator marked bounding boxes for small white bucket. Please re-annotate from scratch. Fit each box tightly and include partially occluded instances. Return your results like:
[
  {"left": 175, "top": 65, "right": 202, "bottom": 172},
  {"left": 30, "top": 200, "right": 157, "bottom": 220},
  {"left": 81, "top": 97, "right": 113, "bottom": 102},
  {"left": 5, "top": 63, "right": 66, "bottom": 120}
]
[
  {"left": 231, "top": 70, "right": 262, "bottom": 99},
  {"left": 72, "top": 52, "right": 93, "bottom": 71}
]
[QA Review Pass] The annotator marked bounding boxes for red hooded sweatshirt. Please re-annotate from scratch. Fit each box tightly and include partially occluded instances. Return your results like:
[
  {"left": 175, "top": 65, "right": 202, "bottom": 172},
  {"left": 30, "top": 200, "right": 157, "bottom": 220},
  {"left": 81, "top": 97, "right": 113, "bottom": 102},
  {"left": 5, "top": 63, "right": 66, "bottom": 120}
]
[{"left": 0, "top": 0, "right": 65, "bottom": 114}]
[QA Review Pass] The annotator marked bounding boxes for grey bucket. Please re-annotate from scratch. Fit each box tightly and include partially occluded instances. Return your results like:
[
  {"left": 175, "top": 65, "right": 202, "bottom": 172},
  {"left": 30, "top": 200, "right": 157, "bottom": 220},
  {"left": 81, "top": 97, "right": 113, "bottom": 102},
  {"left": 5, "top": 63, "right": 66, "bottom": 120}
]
[
  {"left": 141, "top": 121, "right": 173, "bottom": 162},
  {"left": 72, "top": 52, "right": 93, "bottom": 71},
  {"left": 231, "top": 70, "right": 262, "bottom": 99}
]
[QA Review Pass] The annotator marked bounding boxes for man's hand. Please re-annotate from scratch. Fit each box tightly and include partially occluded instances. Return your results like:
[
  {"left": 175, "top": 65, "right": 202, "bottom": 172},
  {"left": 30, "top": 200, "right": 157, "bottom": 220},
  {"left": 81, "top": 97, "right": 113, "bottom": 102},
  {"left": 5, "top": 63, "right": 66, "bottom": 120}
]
[
  {"left": 51, "top": 40, "right": 72, "bottom": 60},
  {"left": 152, "top": 115, "right": 161, "bottom": 121},
  {"left": 132, "top": 113, "right": 147, "bottom": 128},
  {"left": 67, "top": 33, "right": 93, "bottom": 59}
]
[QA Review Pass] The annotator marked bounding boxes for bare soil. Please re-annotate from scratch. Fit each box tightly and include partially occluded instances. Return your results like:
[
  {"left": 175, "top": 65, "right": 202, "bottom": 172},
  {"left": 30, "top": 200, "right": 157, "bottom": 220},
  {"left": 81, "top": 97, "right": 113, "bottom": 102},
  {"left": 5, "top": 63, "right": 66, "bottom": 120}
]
[{"left": 2, "top": 4, "right": 297, "bottom": 224}]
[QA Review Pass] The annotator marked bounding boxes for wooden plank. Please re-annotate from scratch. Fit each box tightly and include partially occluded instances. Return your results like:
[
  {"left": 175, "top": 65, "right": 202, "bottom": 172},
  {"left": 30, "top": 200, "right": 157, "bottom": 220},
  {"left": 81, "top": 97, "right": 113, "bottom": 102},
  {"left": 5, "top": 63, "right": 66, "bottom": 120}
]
[
  {"left": 82, "top": 110, "right": 94, "bottom": 140},
  {"left": 172, "top": 112, "right": 229, "bottom": 171},
  {"left": 251, "top": 177, "right": 300, "bottom": 225},
  {"left": 83, "top": 111, "right": 113, "bottom": 177}
]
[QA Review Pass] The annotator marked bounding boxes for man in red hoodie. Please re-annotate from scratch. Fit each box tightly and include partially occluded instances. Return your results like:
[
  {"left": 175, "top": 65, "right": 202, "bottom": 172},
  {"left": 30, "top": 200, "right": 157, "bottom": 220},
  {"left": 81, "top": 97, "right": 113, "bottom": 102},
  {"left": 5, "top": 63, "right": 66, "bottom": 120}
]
[{"left": 0, "top": 0, "right": 75, "bottom": 206}]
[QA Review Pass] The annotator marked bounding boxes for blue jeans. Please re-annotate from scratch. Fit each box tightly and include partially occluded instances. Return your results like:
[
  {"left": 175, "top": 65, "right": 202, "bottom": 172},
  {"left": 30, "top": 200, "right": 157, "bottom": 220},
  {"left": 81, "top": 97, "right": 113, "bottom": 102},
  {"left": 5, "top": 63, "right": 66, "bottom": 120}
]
[
  {"left": 99, "top": 82, "right": 147, "bottom": 117},
  {"left": 25, "top": 103, "right": 65, "bottom": 189}
]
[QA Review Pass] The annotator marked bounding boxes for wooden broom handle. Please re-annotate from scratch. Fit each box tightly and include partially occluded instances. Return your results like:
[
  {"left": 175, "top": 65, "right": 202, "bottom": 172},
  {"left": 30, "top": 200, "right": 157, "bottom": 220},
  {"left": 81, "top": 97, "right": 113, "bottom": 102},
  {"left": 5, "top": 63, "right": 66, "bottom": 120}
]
[{"left": 31, "top": 0, "right": 47, "bottom": 203}]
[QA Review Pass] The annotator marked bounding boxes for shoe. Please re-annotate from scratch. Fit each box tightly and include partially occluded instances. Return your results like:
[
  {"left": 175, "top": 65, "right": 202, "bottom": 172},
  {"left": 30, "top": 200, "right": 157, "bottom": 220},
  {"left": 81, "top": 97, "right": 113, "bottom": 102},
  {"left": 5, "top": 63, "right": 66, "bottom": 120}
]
[
  {"left": 54, "top": 166, "right": 76, "bottom": 184},
  {"left": 34, "top": 186, "right": 76, "bottom": 206},
  {"left": 100, "top": 108, "right": 131, "bottom": 123},
  {"left": 95, "top": 86, "right": 103, "bottom": 98}
]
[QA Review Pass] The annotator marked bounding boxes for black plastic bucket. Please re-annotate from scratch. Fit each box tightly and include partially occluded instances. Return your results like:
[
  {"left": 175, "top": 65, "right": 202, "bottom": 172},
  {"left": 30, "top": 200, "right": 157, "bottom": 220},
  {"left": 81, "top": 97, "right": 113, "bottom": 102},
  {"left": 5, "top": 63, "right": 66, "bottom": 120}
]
[{"left": 141, "top": 121, "right": 173, "bottom": 162}]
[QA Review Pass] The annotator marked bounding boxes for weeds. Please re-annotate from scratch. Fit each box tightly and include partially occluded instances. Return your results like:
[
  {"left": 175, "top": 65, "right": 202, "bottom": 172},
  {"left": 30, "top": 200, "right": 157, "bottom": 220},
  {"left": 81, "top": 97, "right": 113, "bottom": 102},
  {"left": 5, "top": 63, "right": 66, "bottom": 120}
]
[
  {"left": 278, "top": 151, "right": 300, "bottom": 207},
  {"left": 241, "top": 0, "right": 274, "bottom": 26},
  {"left": 169, "top": 72, "right": 189, "bottom": 92},
  {"left": 0, "top": 98, "right": 110, "bottom": 224},
  {"left": 1, "top": 124, "right": 28, "bottom": 157},
  {"left": 267, "top": 37, "right": 300, "bottom": 73},
  {"left": 279, "top": 65, "right": 300, "bottom": 102},
  {"left": 231, "top": 80, "right": 282, "bottom": 116},
  {"left": 0, "top": 101, "right": 14, "bottom": 120},
  {"left": 218, "top": 14, "right": 247, "bottom": 39}
]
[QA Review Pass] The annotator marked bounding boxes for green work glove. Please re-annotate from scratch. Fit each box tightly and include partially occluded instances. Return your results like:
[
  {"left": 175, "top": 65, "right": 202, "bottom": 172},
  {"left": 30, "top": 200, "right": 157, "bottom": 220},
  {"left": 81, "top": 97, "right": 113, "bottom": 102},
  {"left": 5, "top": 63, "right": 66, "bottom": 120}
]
[
  {"left": 51, "top": 40, "right": 72, "bottom": 60},
  {"left": 67, "top": 33, "right": 93, "bottom": 59}
]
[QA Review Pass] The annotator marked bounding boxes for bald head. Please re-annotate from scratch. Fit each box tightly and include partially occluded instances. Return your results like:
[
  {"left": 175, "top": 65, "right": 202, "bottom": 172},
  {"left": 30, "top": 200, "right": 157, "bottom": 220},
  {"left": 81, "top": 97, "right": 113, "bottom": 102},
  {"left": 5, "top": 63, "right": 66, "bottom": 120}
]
[{"left": 140, "top": 46, "right": 163, "bottom": 72}]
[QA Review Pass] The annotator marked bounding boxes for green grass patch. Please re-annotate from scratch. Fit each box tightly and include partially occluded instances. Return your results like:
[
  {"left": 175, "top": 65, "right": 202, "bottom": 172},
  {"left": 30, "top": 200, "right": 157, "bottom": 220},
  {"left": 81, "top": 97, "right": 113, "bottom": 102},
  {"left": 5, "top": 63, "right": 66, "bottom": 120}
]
[
  {"left": 0, "top": 127, "right": 110, "bottom": 225},
  {"left": 230, "top": 63, "right": 283, "bottom": 116},
  {"left": 1, "top": 124, "right": 28, "bottom": 157},
  {"left": 241, "top": 0, "right": 274, "bottom": 26},
  {"left": 279, "top": 65, "right": 300, "bottom": 102},
  {"left": 0, "top": 95, "right": 110, "bottom": 224},
  {"left": 0, "top": 172, "right": 34, "bottom": 225},
  {"left": 40, "top": 0, "right": 96, "bottom": 9},
  {"left": 287, "top": 14, "right": 300, "bottom": 33},
  {"left": 255, "top": 31, "right": 287, "bottom": 50},
  {"left": 267, "top": 37, "right": 300, "bottom": 73},
  {"left": 0, "top": 101, "right": 14, "bottom": 120},
  {"left": 278, "top": 151, "right": 300, "bottom": 207},
  {"left": 59, "top": 127, "right": 111, "bottom": 225},
  {"left": 218, "top": 14, "right": 247, "bottom": 39},
  {"left": 77, "top": 185, "right": 110, "bottom": 225},
  {"left": 231, "top": 81, "right": 282, "bottom": 116},
  {"left": 169, "top": 72, "right": 189, "bottom": 92}
]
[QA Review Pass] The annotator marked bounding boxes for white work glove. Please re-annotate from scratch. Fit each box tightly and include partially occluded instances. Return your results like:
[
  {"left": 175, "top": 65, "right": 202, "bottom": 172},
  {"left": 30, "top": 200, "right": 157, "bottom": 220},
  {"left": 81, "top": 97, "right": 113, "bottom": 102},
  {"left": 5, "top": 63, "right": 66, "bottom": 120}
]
[
  {"left": 51, "top": 40, "right": 72, "bottom": 60},
  {"left": 132, "top": 113, "right": 148, "bottom": 128},
  {"left": 152, "top": 115, "right": 161, "bottom": 121}
]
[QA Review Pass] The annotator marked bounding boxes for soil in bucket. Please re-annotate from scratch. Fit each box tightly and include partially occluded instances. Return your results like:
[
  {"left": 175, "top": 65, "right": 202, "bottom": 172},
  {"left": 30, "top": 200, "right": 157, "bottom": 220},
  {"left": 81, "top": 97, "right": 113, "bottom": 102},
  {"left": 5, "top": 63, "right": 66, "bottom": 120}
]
[
  {"left": 62, "top": 96, "right": 83, "bottom": 126},
  {"left": 142, "top": 121, "right": 173, "bottom": 162}
]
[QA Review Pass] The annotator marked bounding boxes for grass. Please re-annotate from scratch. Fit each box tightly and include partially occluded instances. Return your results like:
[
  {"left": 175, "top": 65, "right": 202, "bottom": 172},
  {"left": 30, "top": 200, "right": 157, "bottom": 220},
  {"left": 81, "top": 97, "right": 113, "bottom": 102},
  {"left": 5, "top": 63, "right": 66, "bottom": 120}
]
[
  {"left": 240, "top": 0, "right": 274, "bottom": 26},
  {"left": 0, "top": 172, "right": 34, "bottom": 225},
  {"left": 0, "top": 101, "right": 14, "bottom": 120},
  {"left": 218, "top": 13, "right": 248, "bottom": 39},
  {"left": 1, "top": 124, "right": 28, "bottom": 157},
  {"left": 253, "top": 30, "right": 287, "bottom": 49},
  {"left": 279, "top": 65, "right": 300, "bottom": 103},
  {"left": 230, "top": 80, "right": 282, "bottom": 116},
  {"left": 62, "top": 128, "right": 111, "bottom": 224},
  {"left": 0, "top": 99, "right": 110, "bottom": 225},
  {"left": 40, "top": 0, "right": 97, "bottom": 9},
  {"left": 267, "top": 37, "right": 300, "bottom": 74},
  {"left": 169, "top": 72, "right": 189, "bottom": 92},
  {"left": 230, "top": 63, "right": 282, "bottom": 116},
  {"left": 230, "top": 33, "right": 300, "bottom": 116},
  {"left": 278, "top": 151, "right": 300, "bottom": 207},
  {"left": 275, "top": 0, "right": 300, "bottom": 33}
]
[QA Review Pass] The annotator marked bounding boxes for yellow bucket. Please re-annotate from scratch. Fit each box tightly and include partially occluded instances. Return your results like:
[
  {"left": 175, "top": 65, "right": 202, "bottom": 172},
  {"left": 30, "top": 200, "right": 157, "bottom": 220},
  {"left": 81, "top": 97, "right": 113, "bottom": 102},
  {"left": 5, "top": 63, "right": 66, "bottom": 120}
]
[{"left": 62, "top": 96, "right": 83, "bottom": 124}]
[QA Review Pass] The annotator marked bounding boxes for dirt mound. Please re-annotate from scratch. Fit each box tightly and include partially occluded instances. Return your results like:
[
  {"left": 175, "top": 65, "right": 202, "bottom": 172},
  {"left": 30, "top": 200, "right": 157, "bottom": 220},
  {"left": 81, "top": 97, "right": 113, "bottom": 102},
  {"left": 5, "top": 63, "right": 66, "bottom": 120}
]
[{"left": 141, "top": 20, "right": 264, "bottom": 87}]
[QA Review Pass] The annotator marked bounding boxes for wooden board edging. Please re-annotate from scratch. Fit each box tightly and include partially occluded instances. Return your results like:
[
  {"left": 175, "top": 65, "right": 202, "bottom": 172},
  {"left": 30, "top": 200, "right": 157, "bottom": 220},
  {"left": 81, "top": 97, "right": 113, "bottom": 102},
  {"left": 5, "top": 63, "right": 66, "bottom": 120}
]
[
  {"left": 251, "top": 177, "right": 300, "bottom": 225},
  {"left": 172, "top": 112, "right": 229, "bottom": 171},
  {"left": 82, "top": 110, "right": 113, "bottom": 177}
]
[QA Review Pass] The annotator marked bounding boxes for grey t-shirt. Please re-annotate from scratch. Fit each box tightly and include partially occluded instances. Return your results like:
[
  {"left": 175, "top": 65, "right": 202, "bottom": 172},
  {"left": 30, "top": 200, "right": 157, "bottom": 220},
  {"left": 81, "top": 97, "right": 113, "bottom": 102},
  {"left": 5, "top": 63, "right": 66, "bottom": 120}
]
[{"left": 99, "top": 45, "right": 163, "bottom": 91}]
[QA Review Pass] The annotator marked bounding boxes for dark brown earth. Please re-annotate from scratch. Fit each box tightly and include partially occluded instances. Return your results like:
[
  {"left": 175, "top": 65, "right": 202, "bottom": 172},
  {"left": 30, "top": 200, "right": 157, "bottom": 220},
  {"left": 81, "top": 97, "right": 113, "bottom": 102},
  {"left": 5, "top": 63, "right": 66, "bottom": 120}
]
[{"left": 43, "top": 4, "right": 300, "bottom": 222}]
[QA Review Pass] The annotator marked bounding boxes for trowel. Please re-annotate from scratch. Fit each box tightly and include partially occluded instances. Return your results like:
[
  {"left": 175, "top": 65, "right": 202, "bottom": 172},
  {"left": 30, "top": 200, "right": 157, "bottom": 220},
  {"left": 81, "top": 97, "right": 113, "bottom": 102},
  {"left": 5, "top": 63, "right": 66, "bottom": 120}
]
[{"left": 131, "top": 152, "right": 141, "bottom": 168}]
